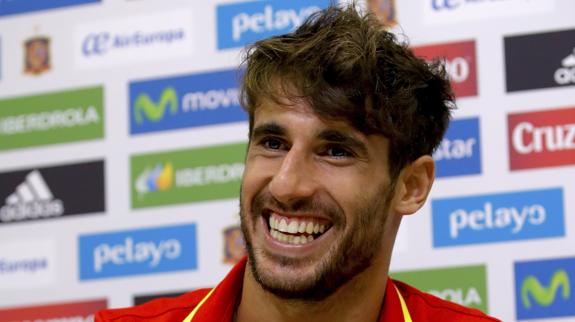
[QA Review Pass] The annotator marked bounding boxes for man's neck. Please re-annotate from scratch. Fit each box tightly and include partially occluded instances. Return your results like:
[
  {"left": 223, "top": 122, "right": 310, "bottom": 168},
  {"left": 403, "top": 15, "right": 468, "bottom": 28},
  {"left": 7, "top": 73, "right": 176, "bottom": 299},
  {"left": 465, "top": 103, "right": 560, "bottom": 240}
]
[{"left": 235, "top": 260, "right": 389, "bottom": 322}]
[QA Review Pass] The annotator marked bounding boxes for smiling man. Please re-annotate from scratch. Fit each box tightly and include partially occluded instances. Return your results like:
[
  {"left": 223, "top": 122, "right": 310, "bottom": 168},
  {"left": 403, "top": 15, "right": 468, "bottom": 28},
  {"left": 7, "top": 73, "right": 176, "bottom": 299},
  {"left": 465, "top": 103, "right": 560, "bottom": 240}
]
[{"left": 96, "top": 4, "right": 501, "bottom": 322}]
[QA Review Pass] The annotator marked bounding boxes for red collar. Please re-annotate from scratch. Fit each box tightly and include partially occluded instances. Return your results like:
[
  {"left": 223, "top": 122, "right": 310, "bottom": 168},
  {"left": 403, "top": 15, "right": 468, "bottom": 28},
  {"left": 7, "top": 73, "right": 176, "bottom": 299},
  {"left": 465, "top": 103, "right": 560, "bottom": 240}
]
[{"left": 185, "top": 257, "right": 410, "bottom": 322}]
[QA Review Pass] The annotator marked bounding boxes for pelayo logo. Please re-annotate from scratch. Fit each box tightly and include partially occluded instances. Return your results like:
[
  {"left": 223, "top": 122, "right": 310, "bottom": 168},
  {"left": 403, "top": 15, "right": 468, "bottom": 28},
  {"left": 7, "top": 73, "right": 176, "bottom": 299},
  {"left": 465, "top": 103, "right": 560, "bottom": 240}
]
[
  {"left": 505, "top": 28, "right": 575, "bottom": 92},
  {"left": 79, "top": 224, "right": 197, "bottom": 280},
  {"left": 131, "top": 142, "right": 246, "bottom": 209},
  {"left": 129, "top": 69, "right": 246, "bottom": 135},
  {"left": 217, "top": 0, "right": 329, "bottom": 50},
  {"left": 392, "top": 265, "right": 488, "bottom": 312},
  {"left": 0, "top": 161, "right": 105, "bottom": 224},
  {"left": 0, "top": 86, "right": 104, "bottom": 151},
  {"left": 434, "top": 117, "right": 481, "bottom": 178},
  {"left": 508, "top": 106, "right": 575, "bottom": 170},
  {"left": 0, "top": 299, "right": 107, "bottom": 321},
  {"left": 515, "top": 257, "right": 575, "bottom": 319},
  {"left": 432, "top": 188, "right": 565, "bottom": 247},
  {"left": 412, "top": 40, "right": 477, "bottom": 98}
]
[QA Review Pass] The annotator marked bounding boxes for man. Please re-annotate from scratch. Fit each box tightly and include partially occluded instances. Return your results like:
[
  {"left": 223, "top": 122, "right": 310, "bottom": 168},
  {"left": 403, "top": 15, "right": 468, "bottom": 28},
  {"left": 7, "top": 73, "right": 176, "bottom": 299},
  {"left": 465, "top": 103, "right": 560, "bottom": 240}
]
[{"left": 96, "top": 5, "right": 501, "bottom": 322}]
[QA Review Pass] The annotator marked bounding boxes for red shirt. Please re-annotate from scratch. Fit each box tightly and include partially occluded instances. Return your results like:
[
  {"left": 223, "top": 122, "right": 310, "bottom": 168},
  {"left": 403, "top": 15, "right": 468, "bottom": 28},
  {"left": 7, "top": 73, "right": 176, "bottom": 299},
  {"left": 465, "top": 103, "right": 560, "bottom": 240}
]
[{"left": 95, "top": 258, "right": 501, "bottom": 322}]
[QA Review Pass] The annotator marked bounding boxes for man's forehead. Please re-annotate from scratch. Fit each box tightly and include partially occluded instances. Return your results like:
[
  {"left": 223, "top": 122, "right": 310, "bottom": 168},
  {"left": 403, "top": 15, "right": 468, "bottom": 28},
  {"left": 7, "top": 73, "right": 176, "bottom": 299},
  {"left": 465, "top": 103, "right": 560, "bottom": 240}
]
[{"left": 253, "top": 98, "right": 361, "bottom": 137}]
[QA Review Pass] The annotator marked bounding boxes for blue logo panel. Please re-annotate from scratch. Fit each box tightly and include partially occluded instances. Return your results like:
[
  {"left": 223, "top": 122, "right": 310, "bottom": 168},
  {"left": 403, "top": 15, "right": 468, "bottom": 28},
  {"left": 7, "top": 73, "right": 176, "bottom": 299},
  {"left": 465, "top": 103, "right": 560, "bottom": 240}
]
[
  {"left": 434, "top": 117, "right": 482, "bottom": 178},
  {"left": 515, "top": 257, "right": 575, "bottom": 320},
  {"left": 217, "top": 0, "right": 330, "bottom": 50},
  {"left": 432, "top": 188, "right": 565, "bottom": 247},
  {"left": 79, "top": 224, "right": 197, "bottom": 280},
  {"left": 129, "top": 69, "right": 247, "bottom": 135},
  {"left": 0, "top": 0, "right": 100, "bottom": 17}
]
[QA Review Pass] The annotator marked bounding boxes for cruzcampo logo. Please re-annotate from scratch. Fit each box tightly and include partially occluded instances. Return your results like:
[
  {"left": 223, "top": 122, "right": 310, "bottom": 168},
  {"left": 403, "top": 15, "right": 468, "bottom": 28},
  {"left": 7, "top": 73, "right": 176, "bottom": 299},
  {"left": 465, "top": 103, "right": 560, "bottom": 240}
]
[
  {"left": 131, "top": 142, "right": 246, "bottom": 209},
  {"left": 0, "top": 86, "right": 104, "bottom": 151},
  {"left": 515, "top": 257, "right": 575, "bottom": 320},
  {"left": 133, "top": 87, "right": 178, "bottom": 124},
  {"left": 391, "top": 265, "right": 488, "bottom": 313},
  {"left": 522, "top": 270, "right": 570, "bottom": 308}
]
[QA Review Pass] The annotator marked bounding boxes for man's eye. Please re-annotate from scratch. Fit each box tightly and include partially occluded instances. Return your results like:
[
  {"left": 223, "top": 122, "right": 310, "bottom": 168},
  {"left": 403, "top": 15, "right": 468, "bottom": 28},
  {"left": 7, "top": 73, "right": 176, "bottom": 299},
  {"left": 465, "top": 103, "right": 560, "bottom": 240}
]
[
  {"left": 326, "top": 146, "right": 352, "bottom": 158},
  {"left": 262, "top": 138, "right": 283, "bottom": 150}
]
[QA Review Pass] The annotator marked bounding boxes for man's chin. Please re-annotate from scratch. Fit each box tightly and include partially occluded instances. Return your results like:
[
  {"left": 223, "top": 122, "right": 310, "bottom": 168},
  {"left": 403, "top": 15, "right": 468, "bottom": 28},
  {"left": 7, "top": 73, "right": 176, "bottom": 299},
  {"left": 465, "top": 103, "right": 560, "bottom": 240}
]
[{"left": 248, "top": 252, "right": 342, "bottom": 301}]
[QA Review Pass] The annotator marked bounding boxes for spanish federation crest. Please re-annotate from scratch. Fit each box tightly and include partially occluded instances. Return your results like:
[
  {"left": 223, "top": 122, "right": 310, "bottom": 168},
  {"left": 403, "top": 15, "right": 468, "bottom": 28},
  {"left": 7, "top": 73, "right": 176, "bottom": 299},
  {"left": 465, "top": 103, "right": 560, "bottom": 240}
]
[
  {"left": 24, "top": 36, "right": 51, "bottom": 75},
  {"left": 368, "top": 0, "right": 398, "bottom": 28}
]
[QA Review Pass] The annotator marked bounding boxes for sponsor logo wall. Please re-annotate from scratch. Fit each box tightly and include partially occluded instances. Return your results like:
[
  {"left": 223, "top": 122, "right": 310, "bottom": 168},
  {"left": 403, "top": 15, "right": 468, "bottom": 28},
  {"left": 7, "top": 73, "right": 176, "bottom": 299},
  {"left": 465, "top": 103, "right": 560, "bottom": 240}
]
[{"left": 0, "top": 1, "right": 573, "bottom": 321}]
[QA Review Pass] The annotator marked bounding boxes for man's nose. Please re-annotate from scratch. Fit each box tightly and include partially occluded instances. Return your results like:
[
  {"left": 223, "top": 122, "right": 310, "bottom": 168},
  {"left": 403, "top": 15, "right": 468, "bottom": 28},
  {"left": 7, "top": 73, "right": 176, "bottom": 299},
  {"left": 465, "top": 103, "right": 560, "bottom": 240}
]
[{"left": 268, "top": 148, "right": 318, "bottom": 205}]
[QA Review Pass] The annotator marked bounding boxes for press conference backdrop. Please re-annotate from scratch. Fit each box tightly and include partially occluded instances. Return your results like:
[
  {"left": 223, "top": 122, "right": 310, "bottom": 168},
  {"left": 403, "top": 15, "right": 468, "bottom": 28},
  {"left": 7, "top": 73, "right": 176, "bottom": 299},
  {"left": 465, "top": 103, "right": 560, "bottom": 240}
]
[{"left": 0, "top": 0, "right": 574, "bottom": 321}]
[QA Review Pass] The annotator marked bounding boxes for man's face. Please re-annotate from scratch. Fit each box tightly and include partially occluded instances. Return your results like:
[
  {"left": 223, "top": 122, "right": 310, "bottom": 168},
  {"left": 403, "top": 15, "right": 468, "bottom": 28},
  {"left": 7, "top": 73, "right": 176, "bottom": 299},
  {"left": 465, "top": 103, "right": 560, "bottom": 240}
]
[{"left": 240, "top": 97, "right": 397, "bottom": 301}]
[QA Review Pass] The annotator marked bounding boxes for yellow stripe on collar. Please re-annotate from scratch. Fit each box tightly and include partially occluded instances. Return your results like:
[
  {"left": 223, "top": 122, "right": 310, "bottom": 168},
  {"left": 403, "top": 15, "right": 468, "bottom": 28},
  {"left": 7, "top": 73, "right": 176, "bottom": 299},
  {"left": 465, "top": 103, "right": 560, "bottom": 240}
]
[
  {"left": 394, "top": 284, "right": 413, "bottom": 322},
  {"left": 183, "top": 287, "right": 216, "bottom": 322}
]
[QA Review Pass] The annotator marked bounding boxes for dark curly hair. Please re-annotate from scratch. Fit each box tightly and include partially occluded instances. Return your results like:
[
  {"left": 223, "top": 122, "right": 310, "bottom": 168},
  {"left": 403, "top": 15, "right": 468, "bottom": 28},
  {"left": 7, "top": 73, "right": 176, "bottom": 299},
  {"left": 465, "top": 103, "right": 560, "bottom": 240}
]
[{"left": 240, "top": 4, "right": 454, "bottom": 177}]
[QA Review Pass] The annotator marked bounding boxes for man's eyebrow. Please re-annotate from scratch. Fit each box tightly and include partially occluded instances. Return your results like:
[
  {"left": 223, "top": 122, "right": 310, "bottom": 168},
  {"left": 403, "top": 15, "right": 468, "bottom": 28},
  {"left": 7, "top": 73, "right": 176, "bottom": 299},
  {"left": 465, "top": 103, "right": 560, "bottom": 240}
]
[
  {"left": 251, "top": 122, "right": 286, "bottom": 139},
  {"left": 318, "top": 129, "right": 368, "bottom": 154}
]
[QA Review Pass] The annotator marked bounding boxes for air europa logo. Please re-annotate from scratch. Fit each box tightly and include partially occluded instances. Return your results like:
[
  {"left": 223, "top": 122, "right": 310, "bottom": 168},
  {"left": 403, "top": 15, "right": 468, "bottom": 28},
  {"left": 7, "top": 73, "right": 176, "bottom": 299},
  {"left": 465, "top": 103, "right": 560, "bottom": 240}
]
[
  {"left": 74, "top": 10, "right": 193, "bottom": 69},
  {"left": 0, "top": 239, "right": 55, "bottom": 289},
  {"left": 129, "top": 69, "right": 246, "bottom": 135},
  {"left": 508, "top": 106, "right": 575, "bottom": 170},
  {"left": 217, "top": 0, "right": 329, "bottom": 50},
  {"left": 391, "top": 265, "right": 488, "bottom": 312},
  {"left": 424, "top": 0, "right": 554, "bottom": 25},
  {"left": 433, "top": 117, "right": 481, "bottom": 178},
  {"left": 432, "top": 188, "right": 564, "bottom": 247},
  {"left": 412, "top": 40, "right": 477, "bottom": 98},
  {"left": 79, "top": 224, "right": 197, "bottom": 280},
  {"left": 505, "top": 28, "right": 575, "bottom": 92},
  {"left": 515, "top": 257, "right": 575, "bottom": 320},
  {"left": 131, "top": 142, "right": 246, "bottom": 209}
]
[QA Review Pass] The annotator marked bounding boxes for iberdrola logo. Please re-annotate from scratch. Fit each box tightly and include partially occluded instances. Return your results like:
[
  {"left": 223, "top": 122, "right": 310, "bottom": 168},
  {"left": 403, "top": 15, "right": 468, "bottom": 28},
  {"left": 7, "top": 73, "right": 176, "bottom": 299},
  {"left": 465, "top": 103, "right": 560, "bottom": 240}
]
[
  {"left": 135, "top": 163, "right": 174, "bottom": 198},
  {"left": 133, "top": 87, "right": 178, "bottom": 124},
  {"left": 521, "top": 269, "right": 571, "bottom": 308}
]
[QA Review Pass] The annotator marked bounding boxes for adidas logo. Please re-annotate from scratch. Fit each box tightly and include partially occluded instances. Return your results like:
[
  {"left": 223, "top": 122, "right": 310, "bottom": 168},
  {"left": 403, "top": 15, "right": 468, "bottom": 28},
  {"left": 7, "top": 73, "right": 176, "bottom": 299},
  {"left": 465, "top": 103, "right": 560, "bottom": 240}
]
[
  {"left": 554, "top": 48, "right": 575, "bottom": 85},
  {"left": 0, "top": 170, "right": 64, "bottom": 223}
]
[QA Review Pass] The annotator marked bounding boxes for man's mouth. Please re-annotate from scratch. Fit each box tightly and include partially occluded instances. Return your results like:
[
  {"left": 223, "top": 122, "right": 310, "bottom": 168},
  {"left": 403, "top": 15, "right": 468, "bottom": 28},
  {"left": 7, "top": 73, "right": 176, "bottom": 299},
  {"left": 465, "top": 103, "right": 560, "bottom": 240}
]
[{"left": 266, "top": 212, "right": 333, "bottom": 245}]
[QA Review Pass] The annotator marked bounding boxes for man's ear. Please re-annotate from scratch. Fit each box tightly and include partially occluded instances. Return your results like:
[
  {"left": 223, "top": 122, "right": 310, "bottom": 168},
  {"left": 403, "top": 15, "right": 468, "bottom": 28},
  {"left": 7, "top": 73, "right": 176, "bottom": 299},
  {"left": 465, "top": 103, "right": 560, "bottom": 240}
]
[{"left": 391, "top": 155, "right": 435, "bottom": 215}]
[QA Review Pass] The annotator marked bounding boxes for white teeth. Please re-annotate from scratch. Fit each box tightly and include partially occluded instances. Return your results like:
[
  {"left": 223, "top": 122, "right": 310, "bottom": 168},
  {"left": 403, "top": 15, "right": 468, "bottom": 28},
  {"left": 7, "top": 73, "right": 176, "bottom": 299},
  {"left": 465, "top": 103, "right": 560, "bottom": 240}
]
[
  {"left": 298, "top": 222, "right": 307, "bottom": 233},
  {"left": 288, "top": 221, "right": 299, "bottom": 234},
  {"left": 269, "top": 217, "right": 274, "bottom": 229},
  {"left": 306, "top": 222, "right": 314, "bottom": 234},
  {"left": 279, "top": 219, "right": 288, "bottom": 232},
  {"left": 313, "top": 224, "right": 320, "bottom": 234},
  {"left": 319, "top": 225, "right": 325, "bottom": 233},
  {"left": 270, "top": 229, "right": 318, "bottom": 245}
]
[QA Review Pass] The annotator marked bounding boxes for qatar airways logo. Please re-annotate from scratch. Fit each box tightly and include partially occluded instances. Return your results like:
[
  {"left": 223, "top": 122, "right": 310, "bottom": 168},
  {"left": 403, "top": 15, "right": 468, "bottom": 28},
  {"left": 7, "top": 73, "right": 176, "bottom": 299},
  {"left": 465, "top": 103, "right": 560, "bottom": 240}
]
[
  {"left": 412, "top": 40, "right": 477, "bottom": 98},
  {"left": 508, "top": 107, "right": 575, "bottom": 170}
]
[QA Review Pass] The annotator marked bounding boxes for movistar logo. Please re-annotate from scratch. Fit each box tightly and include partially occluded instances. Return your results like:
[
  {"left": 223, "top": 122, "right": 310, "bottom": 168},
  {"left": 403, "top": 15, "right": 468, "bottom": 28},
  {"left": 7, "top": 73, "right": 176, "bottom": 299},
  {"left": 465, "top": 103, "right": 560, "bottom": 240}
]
[
  {"left": 521, "top": 269, "right": 570, "bottom": 308},
  {"left": 134, "top": 87, "right": 178, "bottom": 124}
]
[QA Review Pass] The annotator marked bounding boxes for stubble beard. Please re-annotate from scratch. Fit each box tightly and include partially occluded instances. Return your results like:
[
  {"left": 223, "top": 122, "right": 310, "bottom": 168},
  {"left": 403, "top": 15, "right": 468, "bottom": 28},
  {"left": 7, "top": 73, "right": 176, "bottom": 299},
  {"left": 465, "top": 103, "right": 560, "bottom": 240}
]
[{"left": 239, "top": 183, "right": 394, "bottom": 302}]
